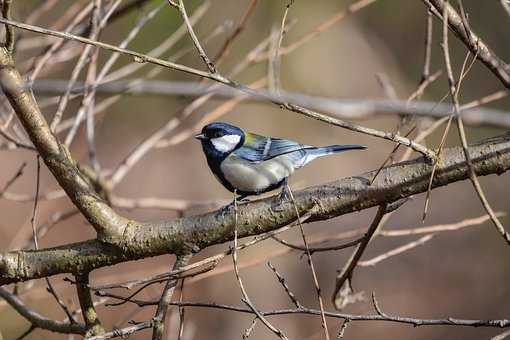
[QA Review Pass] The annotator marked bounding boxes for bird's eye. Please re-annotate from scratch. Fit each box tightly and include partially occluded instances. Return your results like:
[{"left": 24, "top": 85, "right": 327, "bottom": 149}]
[{"left": 213, "top": 131, "right": 222, "bottom": 138}]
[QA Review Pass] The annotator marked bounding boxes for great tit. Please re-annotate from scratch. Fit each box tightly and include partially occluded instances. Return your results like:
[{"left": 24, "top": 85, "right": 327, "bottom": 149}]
[{"left": 195, "top": 122, "right": 366, "bottom": 201}]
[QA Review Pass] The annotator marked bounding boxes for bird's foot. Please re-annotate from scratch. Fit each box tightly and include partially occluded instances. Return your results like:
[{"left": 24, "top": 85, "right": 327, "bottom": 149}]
[
  {"left": 272, "top": 185, "right": 291, "bottom": 212},
  {"left": 218, "top": 196, "right": 250, "bottom": 217}
]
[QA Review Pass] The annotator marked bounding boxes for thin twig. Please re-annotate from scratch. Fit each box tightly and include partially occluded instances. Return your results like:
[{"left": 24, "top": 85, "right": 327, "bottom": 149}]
[
  {"left": 442, "top": 0, "right": 510, "bottom": 244},
  {"left": 272, "top": 235, "right": 363, "bottom": 254},
  {"left": 1, "top": 0, "right": 14, "bottom": 51},
  {"left": 232, "top": 192, "right": 290, "bottom": 340},
  {"left": 359, "top": 234, "right": 435, "bottom": 266},
  {"left": 422, "top": 42, "right": 478, "bottom": 221},
  {"left": 177, "top": 278, "right": 186, "bottom": 340},
  {"left": 0, "top": 17, "right": 436, "bottom": 160},
  {"left": 332, "top": 204, "right": 388, "bottom": 309},
  {"left": 152, "top": 254, "right": 192, "bottom": 340},
  {"left": 76, "top": 273, "right": 105, "bottom": 336},
  {"left": 170, "top": 0, "right": 216, "bottom": 73},
  {"left": 0, "top": 162, "right": 26, "bottom": 195},
  {"left": 49, "top": 0, "right": 117, "bottom": 132},
  {"left": 423, "top": 0, "right": 510, "bottom": 88},
  {"left": 14, "top": 325, "right": 36, "bottom": 340},
  {"left": 421, "top": 10, "right": 434, "bottom": 83},
  {"left": 97, "top": 298, "right": 510, "bottom": 329},
  {"left": 242, "top": 318, "right": 258, "bottom": 339},
  {"left": 287, "top": 185, "right": 330, "bottom": 340},
  {"left": 30, "top": 156, "right": 77, "bottom": 323},
  {"left": 214, "top": 0, "right": 257, "bottom": 62},
  {"left": 267, "top": 262, "right": 302, "bottom": 308},
  {"left": 271, "top": 1, "right": 294, "bottom": 95},
  {"left": 0, "top": 287, "right": 86, "bottom": 334}
]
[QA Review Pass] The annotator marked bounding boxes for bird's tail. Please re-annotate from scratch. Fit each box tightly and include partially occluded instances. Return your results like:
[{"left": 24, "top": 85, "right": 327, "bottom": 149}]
[
  {"left": 299, "top": 144, "right": 366, "bottom": 167},
  {"left": 312, "top": 144, "right": 367, "bottom": 156}
]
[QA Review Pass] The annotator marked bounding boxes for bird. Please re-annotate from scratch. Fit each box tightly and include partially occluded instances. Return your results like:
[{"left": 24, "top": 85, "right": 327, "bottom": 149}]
[{"left": 195, "top": 122, "right": 366, "bottom": 204}]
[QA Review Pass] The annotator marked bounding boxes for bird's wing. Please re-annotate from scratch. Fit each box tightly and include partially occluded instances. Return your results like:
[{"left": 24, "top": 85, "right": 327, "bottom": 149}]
[{"left": 235, "top": 132, "right": 314, "bottom": 162}]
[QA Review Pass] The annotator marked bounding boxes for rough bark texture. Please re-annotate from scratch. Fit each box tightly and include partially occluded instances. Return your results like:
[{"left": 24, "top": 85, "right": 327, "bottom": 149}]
[
  {"left": 0, "top": 48, "right": 128, "bottom": 240},
  {"left": 1, "top": 132, "right": 509, "bottom": 285}
]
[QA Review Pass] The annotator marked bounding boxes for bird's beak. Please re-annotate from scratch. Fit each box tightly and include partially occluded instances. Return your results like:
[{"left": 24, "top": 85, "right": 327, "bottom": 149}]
[{"left": 194, "top": 133, "right": 207, "bottom": 141}]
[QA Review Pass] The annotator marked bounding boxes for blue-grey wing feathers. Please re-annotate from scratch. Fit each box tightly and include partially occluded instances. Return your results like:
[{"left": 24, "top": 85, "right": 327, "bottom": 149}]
[
  {"left": 235, "top": 132, "right": 366, "bottom": 166},
  {"left": 235, "top": 133, "right": 314, "bottom": 162}
]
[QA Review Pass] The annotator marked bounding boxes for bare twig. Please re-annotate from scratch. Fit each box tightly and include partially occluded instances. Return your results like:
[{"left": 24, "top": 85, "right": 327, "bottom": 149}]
[
  {"left": 177, "top": 279, "right": 186, "bottom": 340},
  {"left": 64, "top": 1, "right": 165, "bottom": 148},
  {"left": 232, "top": 193, "right": 290, "bottom": 340},
  {"left": 420, "top": 10, "right": 434, "bottom": 83},
  {"left": 152, "top": 254, "right": 192, "bottom": 340},
  {"left": 170, "top": 0, "right": 216, "bottom": 73},
  {"left": 214, "top": 0, "right": 257, "bottom": 61},
  {"left": 493, "top": 329, "right": 510, "bottom": 340},
  {"left": 14, "top": 325, "right": 36, "bottom": 340},
  {"left": 441, "top": 0, "right": 510, "bottom": 244},
  {"left": 336, "top": 319, "right": 351, "bottom": 338},
  {"left": 332, "top": 204, "right": 388, "bottom": 309},
  {"left": 87, "top": 319, "right": 154, "bottom": 340},
  {"left": 270, "top": 1, "right": 293, "bottom": 95},
  {"left": 0, "top": 287, "right": 86, "bottom": 334},
  {"left": 2, "top": 132, "right": 510, "bottom": 285},
  {"left": 28, "top": 2, "right": 94, "bottom": 81},
  {"left": 30, "top": 156, "right": 76, "bottom": 323},
  {"left": 287, "top": 185, "right": 330, "bottom": 340},
  {"left": 422, "top": 42, "right": 478, "bottom": 221},
  {"left": 273, "top": 0, "right": 380, "bottom": 57},
  {"left": 242, "top": 318, "right": 258, "bottom": 339},
  {"left": 272, "top": 235, "right": 363, "bottom": 254},
  {"left": 381, "top": 212, "right": 505, "bottom": 236},
  {"left": 108, "top": 299, "right": 510, "bottom": 329},
  {"left": 76, "top": 273, "right": 104, "bottom": 337},
  {"left": 49, "top": 0, "right": 117, "bottom": 132},
  {"left": 359, "top": 234, "right": 435, "bottom": 266},
  {"left": 1, "top": 0, "right": 14, "bottom": 51},
  {"left": 31, "top": 79, "right": 510, "bottom": 128},
  {"left": 423, "top": 0, "right": 510, "bottom": 88},
  {"left": 0, "top": 17, "right": 436, "bottom": 160},
  {"left": 267, "top": 262, "right": 302, "bottom": 308},
  {"left": 0, "top": 162, "right": 26, "bottom": 195}
]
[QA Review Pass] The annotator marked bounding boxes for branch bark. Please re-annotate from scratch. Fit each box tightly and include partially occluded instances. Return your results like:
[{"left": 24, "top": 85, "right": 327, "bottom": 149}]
[
  {"left": 76, "top": 273, "right": 105, "bottom": 337},
  {"left": 0, "top": 287, "right": 86, "bottom": 334},
  {"left": 1, "top": 132, "right": 509, "bottom": 285},
  {"left": 423, "top": 0, "right": 510, "bottom": 88},
  {"left": 0, "top": 47, "right": 128, "bottom": 240}
]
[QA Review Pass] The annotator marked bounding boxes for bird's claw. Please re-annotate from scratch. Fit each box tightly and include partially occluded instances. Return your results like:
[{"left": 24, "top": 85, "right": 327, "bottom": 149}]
[
  {"left": 218, "top": 196, "right": 250, "bottom": 218},
  {"left": 272, "top": 186, "right": 291, "bottom": 212}
]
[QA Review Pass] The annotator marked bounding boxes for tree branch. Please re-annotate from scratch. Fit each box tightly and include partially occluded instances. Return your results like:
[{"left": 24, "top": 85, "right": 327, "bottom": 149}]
[
  {"left": 152, "top": 254, "right": 192, "bottom": 340},
  {"left": 0, "top": 47, "right": 128, "bottom": 240},
  {"left": 76, "top": 273, "right": 105, "bottom": 337},
  {"left": 423, "top": 0, "right": 510, "bottom": 88},
  {"left": 1, "top": 132, "right": 509, "bottom": 285},
  {"left": 0, "top": 287, "right": 86, "bottom": 334},
  {"left": 30, "top": 79, "right": 510, "bottom": 129},
  {"left": 0, "top": 17, "right": 436, "bottom": 160}
]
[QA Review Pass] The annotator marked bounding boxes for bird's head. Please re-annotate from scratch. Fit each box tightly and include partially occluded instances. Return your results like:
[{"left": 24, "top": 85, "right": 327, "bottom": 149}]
[{"left": 195, "top": 122, "right": 245, "bottom": 156}]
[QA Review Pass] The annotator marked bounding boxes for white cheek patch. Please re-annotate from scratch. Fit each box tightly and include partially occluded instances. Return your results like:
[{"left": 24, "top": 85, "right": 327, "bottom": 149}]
[{"left": 211, "top": 134, "right": 241, "bottom": 153}]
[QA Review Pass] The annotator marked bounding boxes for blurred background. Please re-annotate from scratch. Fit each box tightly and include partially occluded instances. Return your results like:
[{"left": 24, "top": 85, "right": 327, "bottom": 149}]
[{"left": 1, "top": 0, "right": 509, "bottom": 339}]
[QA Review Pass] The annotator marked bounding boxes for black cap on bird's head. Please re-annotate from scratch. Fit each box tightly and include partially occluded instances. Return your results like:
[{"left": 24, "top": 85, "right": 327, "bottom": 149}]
[{"left": 195, "top": 122, "right": 245, "bottom": 155}]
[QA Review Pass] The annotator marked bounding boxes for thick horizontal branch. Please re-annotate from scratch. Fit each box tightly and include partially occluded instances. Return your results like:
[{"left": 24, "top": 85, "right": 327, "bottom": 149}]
[
  {"left": 1, "top": 132, "right": 509, "bottom": 285},
  {"left": 30, "top": 79, "right": 510, "bottom": 128}
]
